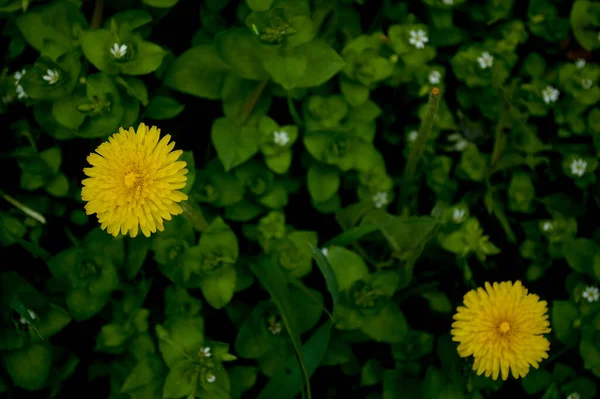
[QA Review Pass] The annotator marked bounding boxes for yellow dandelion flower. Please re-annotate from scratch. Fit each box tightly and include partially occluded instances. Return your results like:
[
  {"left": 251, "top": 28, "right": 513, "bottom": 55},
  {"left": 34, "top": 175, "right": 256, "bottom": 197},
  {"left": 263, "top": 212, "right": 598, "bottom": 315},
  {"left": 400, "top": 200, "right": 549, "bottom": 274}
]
[
  {"left": 450, "top": 280, "right": 551, "bottom": 381},
  {"left": 82, "top": 123, "right": 188, "bottom": 238}
]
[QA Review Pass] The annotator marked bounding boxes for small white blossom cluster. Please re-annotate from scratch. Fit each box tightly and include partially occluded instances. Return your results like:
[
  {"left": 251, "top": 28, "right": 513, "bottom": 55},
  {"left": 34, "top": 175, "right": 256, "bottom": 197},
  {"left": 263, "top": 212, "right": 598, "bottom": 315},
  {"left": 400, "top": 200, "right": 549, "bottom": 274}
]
[
  {"left": 541, "top": 221, "right": 553, "bottom": 232},
  {"left": 582, "top": 286, "right": 599, "bottom": 303},
  {"left": 429, "top": 70, "right": 441, "bottom": 85},
  {"left": 42, "top": 69, "right": 60, "bottom": 85},
  {"left": 273, "top": 130, "right": 290, "bottom": 146},
  {"left": 566, "top": 393, "right": 580, "bottom": 399},
  {"left": 110, "top": 43, "right": 128, "bottom": 59},
  {"left": 408, "top": 29, "right": 428, "bottom": 49},
  {"left": 407, "top": 130, "right": 418, "bottom": 143},
  {"left": 575, "top": 59, "right": 586, "bottom": 69},
  {"left": 199, "top": 346, "right": 211, "bottom": 358},
  {"left": 477, "top": 52, "right": 494, "bottom": 69},
  {"left": 372, "top": 192, "right": 389, "bottom": 209},
  {"left": 14, "top": 69, "right": 27, "bottom": 100},
  {"left": 570, "top": 158, "right": 587, "bottom": 177},
  {"left": 321, "top": 247, "right": 329, "bottom": 257},
  {"left": 442, "top": 0, "right": 453, "bottom": 5},
  {"left": 452, "top": 208, "right": 466, "bottom": 223},
  {"left": 581, "top": 79, "right": 593, "bottom": 89},
  {"left": 446, "top": 133, "right": 470, "bottom": 152},
  {"left": 542, "top": 85, "right": 559, "bottom": 104},
  {"left": 19, "top": 309, "right": 37, "bottom": 325}
]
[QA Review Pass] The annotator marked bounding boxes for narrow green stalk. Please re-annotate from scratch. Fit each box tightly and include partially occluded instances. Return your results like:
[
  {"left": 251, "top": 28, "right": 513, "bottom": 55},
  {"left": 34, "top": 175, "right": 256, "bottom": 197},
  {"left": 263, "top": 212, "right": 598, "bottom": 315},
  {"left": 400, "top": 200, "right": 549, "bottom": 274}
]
[
  {"left": 404, "top": 88, "right": 442, "bottom": 181},
  {"left": 399, "top": 88, "right": 442, "bottom": 214},
  {"left": 181, "top": 201, "right": 209, "bottom": 232},
  {"left": 1, "top": 191, "right": 46, "bottom": 225}
]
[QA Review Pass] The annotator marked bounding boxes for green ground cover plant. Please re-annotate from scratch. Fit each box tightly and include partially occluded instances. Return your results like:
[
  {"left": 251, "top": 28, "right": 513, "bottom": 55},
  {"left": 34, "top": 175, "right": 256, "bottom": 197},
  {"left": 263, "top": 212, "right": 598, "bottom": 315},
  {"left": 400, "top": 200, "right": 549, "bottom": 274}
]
[{"left": 1, "top": 0, "right": 599, "bottom": 398}]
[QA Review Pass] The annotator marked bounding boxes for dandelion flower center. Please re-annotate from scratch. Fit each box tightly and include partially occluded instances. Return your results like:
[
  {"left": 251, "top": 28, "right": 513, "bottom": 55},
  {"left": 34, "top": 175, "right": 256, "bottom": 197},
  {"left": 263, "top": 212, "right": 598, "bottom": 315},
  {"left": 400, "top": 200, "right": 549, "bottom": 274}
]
[
  {"left": 81, "top": 123, "right": 188, "bottom": 238},
  {"left": 451, "top": 281, "right": 551, "bottom": 381},
  {"left": 498, "top": 321, "right": 511, "bottom": 334}
]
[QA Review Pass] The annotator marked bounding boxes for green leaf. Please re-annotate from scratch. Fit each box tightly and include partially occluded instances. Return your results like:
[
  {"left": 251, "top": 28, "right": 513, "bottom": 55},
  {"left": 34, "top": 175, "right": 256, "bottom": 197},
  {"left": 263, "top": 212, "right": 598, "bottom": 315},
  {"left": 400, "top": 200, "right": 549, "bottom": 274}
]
[
  {"left": 551, "top": 300, "right": 579, "bottom": 346},
  {"left": 163, "top": 360, "right": 196, "bottom": 398},
  {"left": 308, "top": 243, "right": 339, "bottom": 313},
  {"left": 125, "top": 235, "right": 151, "bottom": 280},
  {"left": 45, "top": 173, "right": 69, "bottom": 197},
  {"left": 95, "top": 324, "right": 129, "bottom": 352},
  {"left": 571, "top": 0, "right": 600, "bottom": 51},
  {"left": 66, "top": 289, "right": 111, "bottom": 321},
  {"left": 247, "top": 0, "right": 275, "bottom": 11},
  {"left": 249, "top": 257, "right": 312, "bottom": 399},
  {"left": 563, "top": 238, "right": 597, "bottom": 274},
  {"left": 199, "top": 267, "right": 237, "bottom": 309},
  {"left": 80, "top": 29, "right": 119, "bottom": 74},
  {"left": 4, "top": 343, "right": 52, "bottom": 391},
  {"left": 262, "top": 47, "right": 308, "bottom": 90},
  {"left": 294, "top": 39, "right": 345, "bottom": 88},
  {"left": 307, "top": 163, "right": 340, "bottom": 202},
  {"left": 52, "top": 96, "right": 85, "bottom": 130},
  {"left": 165, "top": 44, "right": 230, "bottom": 99},
  {"left": 144, "top": 96, "right": 185, "bottom": 120},
  {"left": 211, "top": 117, "right": 261, "bottom": 171},
  {"left": 324, "top": 224, "right": 380, "bottom": 247},
  {"left": 326, "top": 246, "right": 369, "bottom": 292},
  {"left": 120, "top": 40, "right": 167, "bottom": 76},
  {"left": 361, "top": 359, "right": 383, "bottom": 387},
  {"left": 360, "top": 303, "right": 409, "bottom": 343},
  {"left": 156, "top": 317, "right": 204, "bottom": 367},
  {"left": 143, "top": 0, "right": 179, "bottom": 8},
  {"left": 522, "top": 368, "right": 552, "bottom": 395},
  {"left": 256, "top": 322, "right": 331, "bottom": 399},
  {"left": 121, "top": 360, "right": 156, "bottom": 393},
  {"left": 215, "top": 28, "right": 270, "bottom": 81}
]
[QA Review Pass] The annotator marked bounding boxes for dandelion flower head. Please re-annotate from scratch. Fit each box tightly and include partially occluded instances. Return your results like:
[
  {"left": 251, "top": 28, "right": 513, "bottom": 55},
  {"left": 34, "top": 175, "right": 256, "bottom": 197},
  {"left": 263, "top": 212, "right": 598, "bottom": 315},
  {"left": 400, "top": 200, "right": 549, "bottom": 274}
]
[
  {"left": 451, "top": 281, "right": 551, "bottom": 381},
  {"left": 82, "top": 123, "right": 188, "bottom": 238}
]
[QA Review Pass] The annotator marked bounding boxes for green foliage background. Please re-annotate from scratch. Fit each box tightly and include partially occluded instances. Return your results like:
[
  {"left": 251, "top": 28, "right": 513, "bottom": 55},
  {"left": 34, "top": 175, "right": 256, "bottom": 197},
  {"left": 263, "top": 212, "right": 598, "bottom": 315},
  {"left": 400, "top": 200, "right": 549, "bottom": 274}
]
[{"left": 1, "top": 0, "right": 600, "bottom": 398}]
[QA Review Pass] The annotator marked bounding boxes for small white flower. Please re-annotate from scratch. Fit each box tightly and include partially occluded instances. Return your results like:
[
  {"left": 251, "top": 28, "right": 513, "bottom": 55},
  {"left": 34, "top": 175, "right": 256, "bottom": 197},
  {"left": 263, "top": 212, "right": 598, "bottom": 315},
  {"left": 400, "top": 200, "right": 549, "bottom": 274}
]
[
  {"left": 541, "top": 221, "right": 553, "bottom": 232},
  {"left": 268, "top": 321, "right": 282, "bottom": 335},
  {"left": 452, "top": 208, "right": 466, "bottom": 223},
  {"left": 110, "top": 43, "right": 128, "bottom": 59},
  {"left": 567, "top": 393, "right": 580, "bottom": 399},
  {"left": 581, "top": 79, "right": 593, "bottom": 89},
  {"left": 42, "top": 69, "right": 60, "bottom": 85},
  {"left": 19, "top": 309, "right": 37, "bottom": 325},
  {"left": 206, "top": 373, "right": 216, "bottom": 383},
  {"left": 477, "top": 52, "right": 494, "bottom": 69},
  {"left": 582, "top": 286, "right": 599, "bottom": 303},
  {"left": 429, "top": 70, "right": 441, "bottom": 85},
  {"left": 13, "top": 69, "right": 26, "bottom": 84},
  {"left": 541, "top": 85, "right": 559, "bottom": 104},
  {"left": 321, "top": 247, "right": 329, "bottom": 257},
  {"left": 273, "top": 130, "right": 290, "bottom": 146},
  {"left": 575, "top": 59, "right": 586, "bottom": 69},
  {"left": 570, "top": 158, "right": 587, "bottom": 177},
  {"left": 199, "top": 346, "right": 211, "bottom": 358},
  {"left": 2, "top": 94, "right": 12, "bottom": 104},
  {"left": 446, "top": 133, "right": 470, "bottom": 152},
  {"left": 372, "top": 192, "right": 389, "bottom": 209},
  {"left": 442, "top": 0, "right": 453, "bottom": 4},
  {"left": 408, "top": 29, "right": 428, "bottom": 49},
  {"left": 16, "top": 85, "right": 27, "bottom": 100},
  {"left": 408, "top": 130, "right": 418, "bottom": 142}
]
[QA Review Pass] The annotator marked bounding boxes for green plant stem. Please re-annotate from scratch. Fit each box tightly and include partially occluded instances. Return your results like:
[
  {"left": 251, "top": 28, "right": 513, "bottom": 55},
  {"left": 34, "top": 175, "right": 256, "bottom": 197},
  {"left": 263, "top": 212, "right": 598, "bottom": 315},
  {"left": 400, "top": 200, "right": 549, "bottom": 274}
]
[
  {"left": 1, "top": 191, "right": 46, "bottom": 224},
  {"left": 91, "top": 0, "right": 104, "bottom": 29},
  {"left": 400, "top": 88, "right": 441, "bottom": 215},
  {"left": 239, "top": 80, "right": 268, "bottom": 125},
  {"left": 181, "top": 201, "right": 209, "bottom": 231}
]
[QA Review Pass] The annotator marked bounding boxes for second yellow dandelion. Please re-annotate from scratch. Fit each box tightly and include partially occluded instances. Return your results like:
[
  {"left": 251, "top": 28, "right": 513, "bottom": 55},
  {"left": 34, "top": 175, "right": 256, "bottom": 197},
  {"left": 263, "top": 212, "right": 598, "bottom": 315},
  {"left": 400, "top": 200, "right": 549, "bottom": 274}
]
[{"left": 450, "top": 280, "right": 551, "bottom": 381}]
